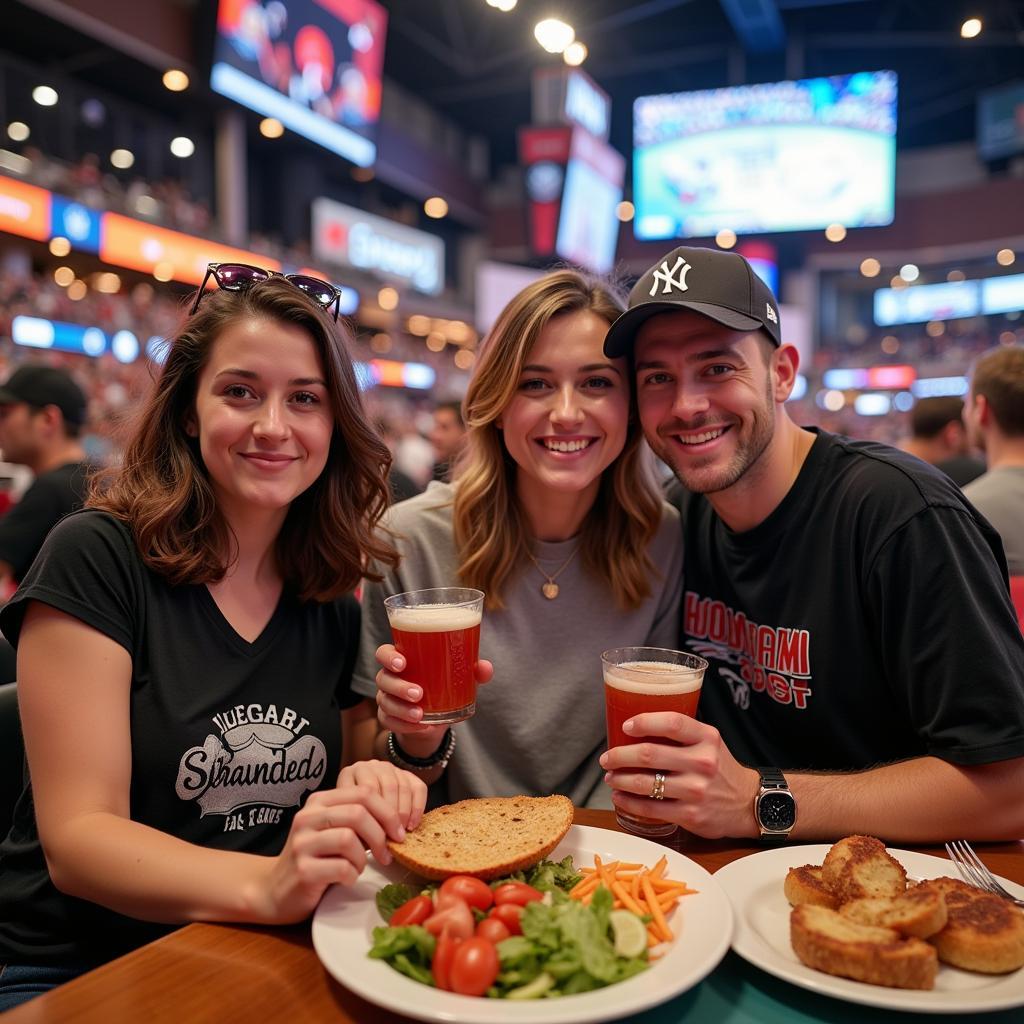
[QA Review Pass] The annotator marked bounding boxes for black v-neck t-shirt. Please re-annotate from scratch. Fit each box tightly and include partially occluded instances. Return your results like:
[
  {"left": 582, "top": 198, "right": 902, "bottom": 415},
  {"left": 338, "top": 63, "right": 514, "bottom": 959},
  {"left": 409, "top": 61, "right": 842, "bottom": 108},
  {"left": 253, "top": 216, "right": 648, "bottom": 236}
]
[
  {"left": 0, "top": 510, "right": 360, "bottom": 965},
  {"left": 680, "top": 430, "right": 1024, "bottom": 771}
]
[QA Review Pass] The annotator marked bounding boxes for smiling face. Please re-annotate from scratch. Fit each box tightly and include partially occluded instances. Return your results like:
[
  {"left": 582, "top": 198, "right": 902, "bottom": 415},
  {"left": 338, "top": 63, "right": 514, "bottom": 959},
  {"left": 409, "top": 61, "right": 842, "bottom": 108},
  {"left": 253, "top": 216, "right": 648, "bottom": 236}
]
[
  {"left": 499, "top": 309, "right": 629, "bottom": 504},
  {"left": 191, "top": 315, "right": 334, "bottom": 524},
  {"left": 634, "top": 311, "right": 779, "bottom": 495}
]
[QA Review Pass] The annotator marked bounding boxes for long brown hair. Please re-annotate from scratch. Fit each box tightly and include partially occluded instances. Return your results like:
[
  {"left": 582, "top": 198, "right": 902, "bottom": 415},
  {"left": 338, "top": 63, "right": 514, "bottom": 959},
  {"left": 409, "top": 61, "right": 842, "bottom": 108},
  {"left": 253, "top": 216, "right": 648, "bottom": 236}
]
[
  {"left": 90, "top": 277, "right": 398, "bottom": 601},
  {"left": 453, "top": 269, "right": 663, "bottom": 610}
]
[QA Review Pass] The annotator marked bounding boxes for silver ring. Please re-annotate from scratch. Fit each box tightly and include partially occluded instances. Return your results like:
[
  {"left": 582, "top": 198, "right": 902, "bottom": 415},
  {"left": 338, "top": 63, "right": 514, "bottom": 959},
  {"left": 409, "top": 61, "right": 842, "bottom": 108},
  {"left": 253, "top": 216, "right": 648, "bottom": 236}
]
[{"left": 650, "top": 771, "right": 667, "bottom": 801}]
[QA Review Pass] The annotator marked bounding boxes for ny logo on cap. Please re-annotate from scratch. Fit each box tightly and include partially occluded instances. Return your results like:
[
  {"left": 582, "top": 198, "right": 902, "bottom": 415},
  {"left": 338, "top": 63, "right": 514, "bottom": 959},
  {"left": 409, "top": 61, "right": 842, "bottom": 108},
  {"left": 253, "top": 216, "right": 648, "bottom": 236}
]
[{"left": 649, "top": 255, "right": 692, "bottom": 296}]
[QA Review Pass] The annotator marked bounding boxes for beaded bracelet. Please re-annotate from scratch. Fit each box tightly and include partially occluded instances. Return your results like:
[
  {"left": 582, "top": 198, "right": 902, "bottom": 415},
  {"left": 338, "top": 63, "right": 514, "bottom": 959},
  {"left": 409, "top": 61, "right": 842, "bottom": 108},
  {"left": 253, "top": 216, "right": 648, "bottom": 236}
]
[{"left": 385, "top": 727, "right": 455, "bottom": 772}]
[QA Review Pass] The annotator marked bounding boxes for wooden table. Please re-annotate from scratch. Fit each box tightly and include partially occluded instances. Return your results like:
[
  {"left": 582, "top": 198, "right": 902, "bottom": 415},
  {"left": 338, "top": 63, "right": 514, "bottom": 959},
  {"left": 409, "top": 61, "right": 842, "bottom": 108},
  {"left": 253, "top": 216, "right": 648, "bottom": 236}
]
[{"left": 5, "top": 810, "right": 1023, "bottom": 1023}]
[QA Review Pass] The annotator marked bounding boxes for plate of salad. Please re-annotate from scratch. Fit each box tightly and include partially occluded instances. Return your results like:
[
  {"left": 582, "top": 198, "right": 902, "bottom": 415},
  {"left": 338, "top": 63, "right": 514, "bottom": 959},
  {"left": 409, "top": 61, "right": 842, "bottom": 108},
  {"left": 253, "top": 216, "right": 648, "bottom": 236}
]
[{"left": 311, "top": 824, "right": 734, "bottom": 1023}]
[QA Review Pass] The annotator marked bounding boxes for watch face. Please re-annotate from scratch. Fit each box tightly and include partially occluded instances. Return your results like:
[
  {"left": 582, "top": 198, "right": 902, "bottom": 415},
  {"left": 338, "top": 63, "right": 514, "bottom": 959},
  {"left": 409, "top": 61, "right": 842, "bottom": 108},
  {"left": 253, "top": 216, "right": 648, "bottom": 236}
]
[{"left": 758, "top": 791, "right": 796, "bottom": 832}]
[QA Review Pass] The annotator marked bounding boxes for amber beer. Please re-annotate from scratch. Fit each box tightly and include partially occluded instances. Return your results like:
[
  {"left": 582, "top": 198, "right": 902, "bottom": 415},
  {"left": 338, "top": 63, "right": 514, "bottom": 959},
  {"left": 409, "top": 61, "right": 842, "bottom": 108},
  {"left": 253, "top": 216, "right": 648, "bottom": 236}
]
[
  {"left": 385, "top": 589, "right": 484, "bottom": 725},
  {"left": 601, "top": 647, "right": 708, "bottom": 838}
]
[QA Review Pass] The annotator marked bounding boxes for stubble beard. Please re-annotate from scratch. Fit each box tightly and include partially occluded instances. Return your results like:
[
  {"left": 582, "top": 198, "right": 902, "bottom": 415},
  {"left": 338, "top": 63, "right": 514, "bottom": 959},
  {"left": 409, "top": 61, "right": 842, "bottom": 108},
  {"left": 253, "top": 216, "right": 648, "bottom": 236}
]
[{"left": 660, "top": 383, "right": 776, "bottom": 495}]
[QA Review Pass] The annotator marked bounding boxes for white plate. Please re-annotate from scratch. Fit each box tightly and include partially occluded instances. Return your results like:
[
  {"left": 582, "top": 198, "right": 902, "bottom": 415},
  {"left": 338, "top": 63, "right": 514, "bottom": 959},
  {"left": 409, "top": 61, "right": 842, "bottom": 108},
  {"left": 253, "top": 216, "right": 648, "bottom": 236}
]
[
  {"left": 312, "top": 824, "right": 734, "bottom": 1024},
  {"left": 715, "top": 844, "right": 1024, "bottom": 1014}
]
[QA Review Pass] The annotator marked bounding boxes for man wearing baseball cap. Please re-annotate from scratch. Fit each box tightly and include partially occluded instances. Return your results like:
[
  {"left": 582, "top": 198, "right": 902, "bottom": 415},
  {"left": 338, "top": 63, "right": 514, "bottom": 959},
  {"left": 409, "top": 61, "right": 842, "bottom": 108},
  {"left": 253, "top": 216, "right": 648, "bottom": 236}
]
[
  {"left": 0, "top": 364, "right": 90, "bottom": 584},
  {"left": 599, "top": 245, "right": 1024, "bottom": 843}
]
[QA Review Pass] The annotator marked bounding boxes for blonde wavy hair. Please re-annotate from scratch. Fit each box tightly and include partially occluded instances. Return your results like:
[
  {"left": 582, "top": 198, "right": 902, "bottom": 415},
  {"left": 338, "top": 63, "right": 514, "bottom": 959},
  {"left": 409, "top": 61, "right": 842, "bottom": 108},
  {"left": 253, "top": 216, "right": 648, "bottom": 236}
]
[{"left": 452, "top": 269, "right": 664, "bottom": 610}]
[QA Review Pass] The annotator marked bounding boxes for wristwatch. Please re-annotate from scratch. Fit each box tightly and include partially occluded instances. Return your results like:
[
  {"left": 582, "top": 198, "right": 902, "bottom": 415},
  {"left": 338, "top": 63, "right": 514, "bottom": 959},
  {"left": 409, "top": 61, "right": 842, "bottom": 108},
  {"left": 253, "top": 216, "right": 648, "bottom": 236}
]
[
  {"left": 753, "top": 767, "right": 796, "bottom": 840},
  {"left": 386, "top": 728, "right": 455, "bottom": 773}
]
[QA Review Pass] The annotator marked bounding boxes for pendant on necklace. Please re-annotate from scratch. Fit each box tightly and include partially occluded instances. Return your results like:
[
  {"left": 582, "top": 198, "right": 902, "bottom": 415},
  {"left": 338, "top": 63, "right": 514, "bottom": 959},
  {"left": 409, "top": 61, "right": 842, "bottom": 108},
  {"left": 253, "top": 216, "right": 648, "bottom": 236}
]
[{"left": 542, "top": 582, "right": 560, "bottom": 600}]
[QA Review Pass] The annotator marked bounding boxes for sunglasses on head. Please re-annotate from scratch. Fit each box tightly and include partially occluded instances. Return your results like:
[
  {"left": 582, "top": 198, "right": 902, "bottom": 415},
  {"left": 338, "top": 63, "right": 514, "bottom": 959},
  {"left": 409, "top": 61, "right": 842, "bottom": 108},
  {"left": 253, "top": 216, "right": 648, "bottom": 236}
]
[{"left": 190, "top": 262, "right": 343, "bottom": 321}]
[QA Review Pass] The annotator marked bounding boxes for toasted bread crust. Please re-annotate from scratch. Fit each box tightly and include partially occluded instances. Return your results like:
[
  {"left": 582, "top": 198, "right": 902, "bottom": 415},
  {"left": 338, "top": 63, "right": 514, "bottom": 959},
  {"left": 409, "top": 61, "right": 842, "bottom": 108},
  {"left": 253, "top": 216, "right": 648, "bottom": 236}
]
[
  {"left": 822, "top": 835, "right": 907, "bottom": 904},
  {"left": 387, "top": 795, "right": 574, "bottom": 880},
  {"left": 785, "top": 865, "right": 839, "bottom": 909},
  {"left": 840, "top": 887, "right": 948, "bottom": 939},
  {"left": 791, "top": 905, "right": 938, "bottom": 990},
  {"left": 915, "top": 877, "right": 1024, "bottom": 974}
]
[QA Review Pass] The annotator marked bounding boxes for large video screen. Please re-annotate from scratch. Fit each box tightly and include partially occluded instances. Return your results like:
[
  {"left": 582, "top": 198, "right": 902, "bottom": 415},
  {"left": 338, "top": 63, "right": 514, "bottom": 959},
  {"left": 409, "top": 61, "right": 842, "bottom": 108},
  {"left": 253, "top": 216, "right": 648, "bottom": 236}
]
[
  {"left": 633, "top": 71, "right": 897, "bottom": 240},
  {"left": 210, "top": 0, "right": 388, "bottom": 167},
  {"left": 556, "top": 129, "right": 625, "bottom": 275}
]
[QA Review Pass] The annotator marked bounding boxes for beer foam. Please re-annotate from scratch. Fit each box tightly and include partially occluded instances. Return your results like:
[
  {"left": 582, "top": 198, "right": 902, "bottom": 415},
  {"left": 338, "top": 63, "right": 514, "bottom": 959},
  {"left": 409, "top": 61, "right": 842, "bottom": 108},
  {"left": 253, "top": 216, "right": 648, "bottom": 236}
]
[
  {"left": 604, "top": 660, "right": 702, "bottom": 695},
  {"left": 387, "top": 603, "right": 481, "bottom": 633}
]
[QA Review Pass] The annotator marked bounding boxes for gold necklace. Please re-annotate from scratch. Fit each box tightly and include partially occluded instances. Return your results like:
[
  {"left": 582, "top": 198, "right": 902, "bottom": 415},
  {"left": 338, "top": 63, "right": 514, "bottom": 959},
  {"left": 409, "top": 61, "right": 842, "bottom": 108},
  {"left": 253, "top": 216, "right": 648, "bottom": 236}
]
[{"left": 525, "top": 545, "right": 580, "bottom": 600}]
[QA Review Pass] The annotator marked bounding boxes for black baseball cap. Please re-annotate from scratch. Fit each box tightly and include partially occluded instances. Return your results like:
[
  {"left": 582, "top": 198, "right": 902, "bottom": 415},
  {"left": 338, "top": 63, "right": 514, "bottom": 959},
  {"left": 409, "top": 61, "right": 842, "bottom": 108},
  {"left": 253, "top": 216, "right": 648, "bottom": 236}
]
[
  {"left": 604, "top": 245, "right": 782, "bottom": 358},
  {"left": 0, "top": 365, "right": 87, "bottom": 426}
]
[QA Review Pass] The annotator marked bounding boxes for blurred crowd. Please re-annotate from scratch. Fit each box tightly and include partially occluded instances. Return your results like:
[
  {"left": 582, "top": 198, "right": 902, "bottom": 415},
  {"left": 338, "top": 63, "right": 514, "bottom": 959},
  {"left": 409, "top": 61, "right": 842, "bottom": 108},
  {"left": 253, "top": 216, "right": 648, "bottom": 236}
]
[
  {"left": 15, "top": 149, "right": 212, "bottom": 237},
  {"left": 3, "top": 257, "right": 1022, "bottom": 469}
]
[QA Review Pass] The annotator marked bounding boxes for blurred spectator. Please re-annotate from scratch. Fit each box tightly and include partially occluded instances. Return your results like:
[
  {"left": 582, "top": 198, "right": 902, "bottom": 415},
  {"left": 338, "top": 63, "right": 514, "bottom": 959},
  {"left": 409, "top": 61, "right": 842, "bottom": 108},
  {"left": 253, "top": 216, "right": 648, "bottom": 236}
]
[
  {"left": 393, "top": 419, "right": 435, "bottom": 489},
  {"left": 964, "top": 347, "right": 1024, "bottom": 575},
  {"left": 374, "top": 417, "right": 421, "bottom": 504},
  {"left": 903, "top": 396, "right": 986, "bottom": 487},
  {"left": 0, "top": 366, "right": 90, "bottom": 584},
  {"left": 429, "top": 399, "right": 467, "bottom": 482}
]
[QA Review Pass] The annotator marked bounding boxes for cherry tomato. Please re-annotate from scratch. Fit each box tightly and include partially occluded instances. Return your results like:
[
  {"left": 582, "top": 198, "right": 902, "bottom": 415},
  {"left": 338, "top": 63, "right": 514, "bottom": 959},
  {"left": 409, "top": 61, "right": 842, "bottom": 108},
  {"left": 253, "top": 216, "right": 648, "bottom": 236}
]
[
  {"left": 389, "top": 894, "right": 432, "bottom": 927},
  {"left": 475, "top": 917, "right": 510, "bottom": 944},
  {"left": 488, "top": 903, "right": 524, "bottom": 935},
  {"left": 424, "top": 897, "right": 474, "bottom": 941},
  {"left": 449, "top": 937, "right": 500, "bottom": 997},
  {"left": 439, "top": 875, "right": 494, "bottom": 911},
  {"left": 492, "top": 882, "right": 544, "bottom": 907},
  {"left": 432, "top": 929, "right": 461, "bottom": 991},
  {"left": 434, "top": 890, "right": 467, "bottom": 911}
]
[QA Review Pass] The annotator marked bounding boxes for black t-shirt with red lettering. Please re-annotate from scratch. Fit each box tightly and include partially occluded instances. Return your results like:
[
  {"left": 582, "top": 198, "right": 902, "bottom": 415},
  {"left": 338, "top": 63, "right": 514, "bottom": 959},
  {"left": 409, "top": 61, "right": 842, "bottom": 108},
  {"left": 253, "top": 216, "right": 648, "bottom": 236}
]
[
  {"left": 679, "top": 429, "right": 1024, "bottom": 771},
  {"left": 0, "top": 510, "right": 360, "bottom": 966}
]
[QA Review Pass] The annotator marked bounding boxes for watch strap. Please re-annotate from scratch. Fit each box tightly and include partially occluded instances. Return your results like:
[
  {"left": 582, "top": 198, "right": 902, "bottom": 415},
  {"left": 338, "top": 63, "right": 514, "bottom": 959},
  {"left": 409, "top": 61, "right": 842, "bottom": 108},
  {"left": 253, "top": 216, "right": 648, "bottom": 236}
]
[{"left": 757, "top": 766, "right": 788, "bottom": 790}]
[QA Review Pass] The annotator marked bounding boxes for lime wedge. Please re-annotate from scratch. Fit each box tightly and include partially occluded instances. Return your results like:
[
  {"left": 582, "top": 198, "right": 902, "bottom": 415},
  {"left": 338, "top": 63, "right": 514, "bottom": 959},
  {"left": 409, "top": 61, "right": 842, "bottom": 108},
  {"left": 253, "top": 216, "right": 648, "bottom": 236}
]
[{"left": 609, "top": 908, "right": 648, "bottom": 958}]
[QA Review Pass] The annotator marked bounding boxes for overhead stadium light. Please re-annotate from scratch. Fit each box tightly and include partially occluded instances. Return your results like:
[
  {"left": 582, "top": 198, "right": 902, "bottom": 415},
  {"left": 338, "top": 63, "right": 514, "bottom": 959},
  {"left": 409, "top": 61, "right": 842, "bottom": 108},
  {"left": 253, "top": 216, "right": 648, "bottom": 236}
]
[
  {"left": 32, "top": 86, "right": 58, "bottom": 107},
  {"left": 563, "top": 41, "right": 587, "bottom": 66},
  {"left": 534, "top": 18, "right": 575, "bottom": 54}
]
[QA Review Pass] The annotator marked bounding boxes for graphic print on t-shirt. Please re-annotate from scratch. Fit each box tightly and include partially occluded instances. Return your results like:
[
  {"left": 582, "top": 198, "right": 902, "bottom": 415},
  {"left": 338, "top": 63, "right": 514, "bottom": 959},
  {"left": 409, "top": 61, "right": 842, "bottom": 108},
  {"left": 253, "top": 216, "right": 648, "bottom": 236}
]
[
  {"left": 175, "top": 702, "right": 327, "bottom": 830},
  {"left": 683, "top": 591, "right": 813, "bottom": 711}
]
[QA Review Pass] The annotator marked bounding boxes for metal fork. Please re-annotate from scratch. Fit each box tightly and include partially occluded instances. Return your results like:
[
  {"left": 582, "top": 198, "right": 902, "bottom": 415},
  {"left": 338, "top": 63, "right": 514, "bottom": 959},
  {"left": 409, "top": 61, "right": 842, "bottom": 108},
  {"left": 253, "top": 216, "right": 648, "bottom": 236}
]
[{"left": 945, "top": 840, "right": 1024, "bottom": 908}]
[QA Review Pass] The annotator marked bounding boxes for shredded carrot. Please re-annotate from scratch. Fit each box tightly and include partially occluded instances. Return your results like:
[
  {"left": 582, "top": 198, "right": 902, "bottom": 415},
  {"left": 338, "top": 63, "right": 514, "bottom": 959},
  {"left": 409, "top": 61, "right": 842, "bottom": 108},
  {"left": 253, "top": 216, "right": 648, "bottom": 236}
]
[
  {"left": 610, "top": 879, "right": 646, "bottom": 916},
  {"left": 570, "top": 874, "right": 600, "bottom": 898},
  {"left": 649, "top": 877, "right": 695, "bottom": 893},
  {"left": 640, "top": 873, "right": 673, "bottom": 943},
  {"left": 568, "top": 852, "right": 699, "bottom": 951}
]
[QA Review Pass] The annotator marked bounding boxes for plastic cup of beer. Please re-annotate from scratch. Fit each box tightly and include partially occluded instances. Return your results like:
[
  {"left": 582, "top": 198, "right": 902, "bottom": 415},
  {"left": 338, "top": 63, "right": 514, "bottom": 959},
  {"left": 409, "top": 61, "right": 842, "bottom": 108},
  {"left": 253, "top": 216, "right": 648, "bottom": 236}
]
[
  {"left": 384, "top": 588, "right": 484, "bottom": 725},
  {"left": 602, "top": 646, "right": 708, "bottom": 838}
]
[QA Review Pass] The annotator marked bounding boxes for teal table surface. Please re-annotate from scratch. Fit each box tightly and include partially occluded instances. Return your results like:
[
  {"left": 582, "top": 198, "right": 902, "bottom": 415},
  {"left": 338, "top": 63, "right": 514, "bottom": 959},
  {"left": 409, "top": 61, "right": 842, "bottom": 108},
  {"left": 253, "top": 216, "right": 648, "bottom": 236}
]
[{"left": 622, "top": 951, "right": 1023, "bottom": 1024}]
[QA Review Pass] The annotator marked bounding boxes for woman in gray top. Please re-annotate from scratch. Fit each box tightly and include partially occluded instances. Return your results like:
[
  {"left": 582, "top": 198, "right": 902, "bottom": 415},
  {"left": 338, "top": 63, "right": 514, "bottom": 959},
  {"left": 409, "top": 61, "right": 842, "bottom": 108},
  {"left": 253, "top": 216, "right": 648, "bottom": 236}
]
[{"left": 348, "top": 270, "right": 683, "bottom": 807}]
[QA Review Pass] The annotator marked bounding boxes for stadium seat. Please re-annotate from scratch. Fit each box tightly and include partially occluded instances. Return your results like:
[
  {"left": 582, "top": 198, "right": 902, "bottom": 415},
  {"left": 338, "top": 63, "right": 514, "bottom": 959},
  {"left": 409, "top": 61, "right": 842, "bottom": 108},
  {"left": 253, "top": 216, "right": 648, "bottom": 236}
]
[{"left": 1010, "top": 577, "right": 1024, "bottom": 634}]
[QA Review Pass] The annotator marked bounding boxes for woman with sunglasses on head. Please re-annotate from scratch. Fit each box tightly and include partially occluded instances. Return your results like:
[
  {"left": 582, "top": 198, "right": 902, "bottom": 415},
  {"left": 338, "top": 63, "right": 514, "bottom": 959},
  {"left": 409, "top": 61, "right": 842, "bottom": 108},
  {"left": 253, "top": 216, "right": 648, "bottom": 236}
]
[
  {"left": 0, "top": 267, "right": 426, "bottom": 1009},
  {"left": 347, "top": 269, "right": 683, "bottom": 807}
]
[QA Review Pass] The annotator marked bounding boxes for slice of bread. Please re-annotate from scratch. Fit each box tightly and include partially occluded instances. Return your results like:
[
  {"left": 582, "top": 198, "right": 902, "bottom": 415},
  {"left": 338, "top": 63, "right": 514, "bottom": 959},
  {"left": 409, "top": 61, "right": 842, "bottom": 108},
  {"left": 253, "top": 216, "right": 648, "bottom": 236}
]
[
  {"left": 387, "top": 795, "right": 574, "bottom": 880},
  {"left": 785, "top": 865, "right": 839, "bottom": 909},
  {"left": 914, "top": 877, "right": 1024, "bottom": 974},
  {"left": 840, "top": 887, "right": 948, "bottom": 939},
  {"left": 791, "top": 904, "right": 938, "bottom": 990},
  {"left": 822, "top": 835, "right": 907, "bottom": 904}
]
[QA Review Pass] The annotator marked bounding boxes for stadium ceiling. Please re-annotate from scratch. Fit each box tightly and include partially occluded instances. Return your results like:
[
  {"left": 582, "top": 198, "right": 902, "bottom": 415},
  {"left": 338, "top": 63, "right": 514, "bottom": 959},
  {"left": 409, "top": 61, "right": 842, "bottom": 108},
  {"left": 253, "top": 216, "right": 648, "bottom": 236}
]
[
  {"left": 380, "top": 0, "right": 1024, "bottom": 162},
  {"left": 3, "top": 0, "right": 1023, "bottom": 166}
]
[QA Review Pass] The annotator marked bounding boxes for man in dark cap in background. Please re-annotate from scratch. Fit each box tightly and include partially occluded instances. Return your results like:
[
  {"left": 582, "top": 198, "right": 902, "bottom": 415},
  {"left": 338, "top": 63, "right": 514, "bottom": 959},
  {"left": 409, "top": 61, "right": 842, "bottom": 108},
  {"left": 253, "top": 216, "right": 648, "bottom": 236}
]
[
  {"left": 904, "top": 395, "right": 985, "bottom": 487},
  {"left": 0, "top": 365, "right": 90, "bottom": 585},
  {"left": 598, "top": 245, "right": 1024, "bottom": 845}
]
